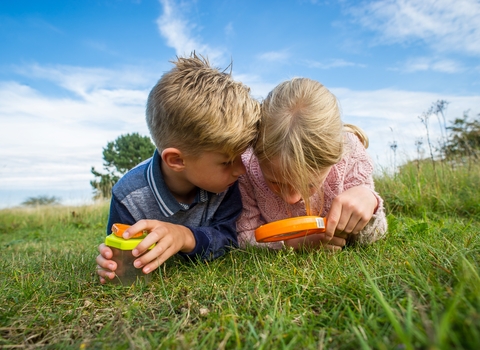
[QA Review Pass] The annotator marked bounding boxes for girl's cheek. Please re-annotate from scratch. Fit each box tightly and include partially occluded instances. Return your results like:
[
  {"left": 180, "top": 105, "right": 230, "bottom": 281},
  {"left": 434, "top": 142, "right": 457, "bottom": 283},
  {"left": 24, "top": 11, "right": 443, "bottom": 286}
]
[{"left": 267, "top": 183, "right": 281, "bottom": 194}]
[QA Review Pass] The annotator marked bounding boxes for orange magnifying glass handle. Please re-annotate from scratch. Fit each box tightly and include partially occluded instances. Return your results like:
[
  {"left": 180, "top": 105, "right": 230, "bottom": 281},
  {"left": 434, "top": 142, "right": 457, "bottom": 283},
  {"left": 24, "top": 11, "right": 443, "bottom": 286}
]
[{"left": 254, "top": 216, "right": 327, "bottom": 243}]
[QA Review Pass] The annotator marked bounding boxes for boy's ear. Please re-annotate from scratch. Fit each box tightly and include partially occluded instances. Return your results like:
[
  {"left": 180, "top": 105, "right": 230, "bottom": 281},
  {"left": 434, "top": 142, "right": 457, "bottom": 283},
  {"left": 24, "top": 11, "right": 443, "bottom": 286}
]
[{"left": 161, "top": 148, "right": 186, "bottom": 172}]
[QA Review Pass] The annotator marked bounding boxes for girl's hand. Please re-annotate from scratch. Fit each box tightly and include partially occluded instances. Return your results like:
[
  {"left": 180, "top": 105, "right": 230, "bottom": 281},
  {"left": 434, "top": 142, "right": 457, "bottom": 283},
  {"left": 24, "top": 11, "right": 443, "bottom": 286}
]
[
  {"left": 284, "top": 231, "right": 348, "bottom": 251},
  {"left": 325, "top": 185, "right": 378, "bottom": 240}
]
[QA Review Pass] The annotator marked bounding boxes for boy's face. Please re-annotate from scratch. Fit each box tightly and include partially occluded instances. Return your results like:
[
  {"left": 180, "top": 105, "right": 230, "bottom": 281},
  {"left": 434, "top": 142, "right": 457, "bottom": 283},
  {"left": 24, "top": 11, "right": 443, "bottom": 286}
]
[{"left": 183, "top": 151, "right": 246, "bottom": 193}]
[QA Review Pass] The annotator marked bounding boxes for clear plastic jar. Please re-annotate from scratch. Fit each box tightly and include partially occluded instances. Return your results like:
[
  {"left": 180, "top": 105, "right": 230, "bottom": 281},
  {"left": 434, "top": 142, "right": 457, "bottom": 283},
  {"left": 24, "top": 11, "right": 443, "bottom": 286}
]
[{"left": 105, "top": 224, "right": 152, "bottom": 286}]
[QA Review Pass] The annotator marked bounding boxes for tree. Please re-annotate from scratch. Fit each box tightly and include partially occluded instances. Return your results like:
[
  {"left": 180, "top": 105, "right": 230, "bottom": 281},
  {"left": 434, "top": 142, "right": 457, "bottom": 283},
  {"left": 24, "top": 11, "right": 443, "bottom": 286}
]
[
  {"left": 442, "top": 111, "right": 480, "bottom": 159},
  {"left": 91, "top": 133, "right": 156, "bottom": 199},
  {"left": 22, "top": 195, "right": 61, "bottom": 206}
]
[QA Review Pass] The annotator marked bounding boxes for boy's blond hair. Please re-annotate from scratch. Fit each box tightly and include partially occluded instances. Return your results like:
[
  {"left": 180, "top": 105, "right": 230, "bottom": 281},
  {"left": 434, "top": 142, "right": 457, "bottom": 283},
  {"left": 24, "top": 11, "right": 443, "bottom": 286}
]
[
  {"left": 255, "top": 77, "right": 368, "bottom": 214},
  {"left": 146, "top": 53, "right": 260, "bottom": 159}
]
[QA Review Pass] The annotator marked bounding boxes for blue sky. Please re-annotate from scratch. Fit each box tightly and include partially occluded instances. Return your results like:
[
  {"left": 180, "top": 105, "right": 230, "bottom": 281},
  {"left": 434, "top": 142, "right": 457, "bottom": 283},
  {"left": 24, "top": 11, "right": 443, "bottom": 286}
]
[{"left": 1, "top": 0, "right": 479, "bottom": 208}]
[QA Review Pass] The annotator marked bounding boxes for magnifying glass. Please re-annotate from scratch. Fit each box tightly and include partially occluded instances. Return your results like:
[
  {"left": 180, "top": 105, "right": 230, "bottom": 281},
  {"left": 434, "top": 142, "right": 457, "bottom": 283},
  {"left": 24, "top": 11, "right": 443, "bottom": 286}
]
[{"left": 254, "top": 216, "right": 327, "bottom": 243}]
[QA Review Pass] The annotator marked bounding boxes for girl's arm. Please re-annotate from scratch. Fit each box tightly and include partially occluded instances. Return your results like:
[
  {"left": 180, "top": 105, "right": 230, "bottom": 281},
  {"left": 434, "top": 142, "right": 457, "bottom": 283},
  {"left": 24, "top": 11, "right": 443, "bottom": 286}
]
[{"left": 325, "top": 133, "right": 387, "bottom": 243}]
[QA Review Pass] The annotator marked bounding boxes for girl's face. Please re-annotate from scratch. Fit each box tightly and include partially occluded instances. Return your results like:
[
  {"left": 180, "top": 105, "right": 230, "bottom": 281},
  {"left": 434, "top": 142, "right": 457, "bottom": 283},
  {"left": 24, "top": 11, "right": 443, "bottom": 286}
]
[{"left": 259, "top": 156, "right": 331, "bottom": 205}]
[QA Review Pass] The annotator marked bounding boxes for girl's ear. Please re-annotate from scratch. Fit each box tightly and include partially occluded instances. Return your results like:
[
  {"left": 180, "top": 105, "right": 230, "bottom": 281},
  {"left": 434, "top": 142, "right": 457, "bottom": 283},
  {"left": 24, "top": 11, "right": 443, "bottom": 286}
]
[{"left": 161, "top": 148, "right": 185, "bottom": 172}]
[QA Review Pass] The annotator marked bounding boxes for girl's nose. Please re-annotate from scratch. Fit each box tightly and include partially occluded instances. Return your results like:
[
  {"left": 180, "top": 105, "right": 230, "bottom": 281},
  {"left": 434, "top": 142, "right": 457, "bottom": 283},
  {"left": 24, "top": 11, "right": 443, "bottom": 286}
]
[{"left": 282, "top": 189, "right": 302, "bottom": 205}]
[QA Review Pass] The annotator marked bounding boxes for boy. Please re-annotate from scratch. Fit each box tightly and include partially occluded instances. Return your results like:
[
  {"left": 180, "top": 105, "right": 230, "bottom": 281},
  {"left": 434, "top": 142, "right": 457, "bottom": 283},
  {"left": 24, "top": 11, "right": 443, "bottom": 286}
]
[{"left": 96, "top": 54, "right": 260, "bottom": 283}]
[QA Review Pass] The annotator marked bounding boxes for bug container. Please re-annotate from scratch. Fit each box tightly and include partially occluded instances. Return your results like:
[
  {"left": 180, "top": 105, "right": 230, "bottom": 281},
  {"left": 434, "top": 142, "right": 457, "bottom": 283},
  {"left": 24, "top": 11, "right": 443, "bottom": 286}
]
[{"left": 104, "top": 223, "right": 152, "bottom": 286}]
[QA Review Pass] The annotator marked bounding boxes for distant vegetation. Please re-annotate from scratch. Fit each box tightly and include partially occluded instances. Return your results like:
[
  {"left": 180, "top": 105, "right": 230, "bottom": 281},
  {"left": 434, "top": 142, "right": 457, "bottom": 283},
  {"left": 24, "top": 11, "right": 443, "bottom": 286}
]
[
  {"left": 21, "top": 195, "right": 61, "bottom": 207},
  {"left": 377, "top": 100, "right": 480, "bottom": 219},
  {"left": 90, "top": 132, "right": 155, "bottom": 199},
  {"left": 419, "top": 100, "right": 479, "bottom": 162}
]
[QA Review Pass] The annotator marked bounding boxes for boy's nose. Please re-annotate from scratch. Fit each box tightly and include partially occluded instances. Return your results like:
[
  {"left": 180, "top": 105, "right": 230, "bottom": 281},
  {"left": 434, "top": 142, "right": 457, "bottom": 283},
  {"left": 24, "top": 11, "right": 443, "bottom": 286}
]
[{"left": 232, "top": 157, "right": 246, "bottom": 177}]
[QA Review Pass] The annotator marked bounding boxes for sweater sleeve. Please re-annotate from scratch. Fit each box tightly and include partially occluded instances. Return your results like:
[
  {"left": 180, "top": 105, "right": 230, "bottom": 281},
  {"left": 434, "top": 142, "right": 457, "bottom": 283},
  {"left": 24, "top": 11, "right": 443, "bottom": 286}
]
[{"left": 342, "top": 133, "right": 388, "bottom": 244}]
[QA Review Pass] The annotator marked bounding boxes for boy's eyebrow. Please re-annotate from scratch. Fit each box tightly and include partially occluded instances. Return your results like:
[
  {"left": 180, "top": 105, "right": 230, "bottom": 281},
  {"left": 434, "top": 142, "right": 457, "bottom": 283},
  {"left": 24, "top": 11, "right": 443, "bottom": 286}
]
[{"left": 211, "top": 152, "right": 236, "bottom": 164}]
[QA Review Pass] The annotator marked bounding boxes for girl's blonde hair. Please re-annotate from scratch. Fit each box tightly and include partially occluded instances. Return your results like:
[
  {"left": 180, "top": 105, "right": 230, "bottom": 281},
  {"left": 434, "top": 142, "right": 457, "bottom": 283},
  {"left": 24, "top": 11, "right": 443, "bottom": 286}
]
[{"left": 255, "top": 77, "right": 368, "bottom": 214}]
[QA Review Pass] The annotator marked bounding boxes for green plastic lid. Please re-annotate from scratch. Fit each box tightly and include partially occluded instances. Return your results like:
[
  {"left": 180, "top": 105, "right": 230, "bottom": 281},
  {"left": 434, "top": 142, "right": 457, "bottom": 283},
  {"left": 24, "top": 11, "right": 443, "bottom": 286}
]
[{"left": 105, "top": 233, "right": 147, "bottom": 250}]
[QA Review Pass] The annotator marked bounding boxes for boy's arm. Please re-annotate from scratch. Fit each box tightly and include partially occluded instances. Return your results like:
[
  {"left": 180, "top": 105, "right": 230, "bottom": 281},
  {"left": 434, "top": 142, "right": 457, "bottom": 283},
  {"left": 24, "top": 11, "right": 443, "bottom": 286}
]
[
  {"left": 178, "top": 182, "right": 243, "bottom": 261},
  {"left": 106, "top": 194, "right": 136, "bottom": 235},
  {"left": 103, "top": 183, "right": 240, "bottom": 273}
]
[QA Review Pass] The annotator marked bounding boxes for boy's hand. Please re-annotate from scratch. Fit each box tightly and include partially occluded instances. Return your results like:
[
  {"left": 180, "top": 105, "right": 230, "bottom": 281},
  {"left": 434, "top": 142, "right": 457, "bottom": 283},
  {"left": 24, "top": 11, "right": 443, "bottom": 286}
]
[
  {"left": 123, "top": 219, "right": 196, "bottom": 274},
  {"left": 96, "top": 243, "right": 117, "bottom": 284},
  {"left": 325, "top": 185, "right": 378, "bottom": 240}
]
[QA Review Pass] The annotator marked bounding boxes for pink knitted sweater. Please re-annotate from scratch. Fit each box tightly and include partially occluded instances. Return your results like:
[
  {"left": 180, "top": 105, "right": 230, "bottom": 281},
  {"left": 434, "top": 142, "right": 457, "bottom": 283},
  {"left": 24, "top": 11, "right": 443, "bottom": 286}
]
[{"left": 236, "top": 132, "right": 387, "bottom": 249}]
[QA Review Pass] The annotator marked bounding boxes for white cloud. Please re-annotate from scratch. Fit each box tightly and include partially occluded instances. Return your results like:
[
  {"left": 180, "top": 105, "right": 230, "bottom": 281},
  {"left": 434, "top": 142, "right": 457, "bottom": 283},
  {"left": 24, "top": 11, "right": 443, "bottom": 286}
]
[
  {"left": 349, "top": 0, "right": 480, "bottom": 56},
  {"left": 157, "top": 0, "right": 225, "bottom": 63},
  {"left": 0, "top": 65, "right": 154, "bottom": 207},
  {"left": 224, "top": 22, "right": 234, "bottom": 37},
  {"left": 305, "top": 58, "right": 366, "bottom": 69},
  {"left": 15, "top": 64, "right": 152, "bottom": 98},
  {"left": 257, "top": 51, "right": 291, "bottom": 63},
  {"left": 391, "top": 57, "right": 464, "bottom": 73}
]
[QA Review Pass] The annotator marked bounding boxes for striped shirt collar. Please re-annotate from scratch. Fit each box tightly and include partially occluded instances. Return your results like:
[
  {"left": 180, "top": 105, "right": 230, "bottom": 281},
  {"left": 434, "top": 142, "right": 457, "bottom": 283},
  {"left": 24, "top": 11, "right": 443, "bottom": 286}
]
[{"left": 146, "top": 150, "right": 210, "bottom": 217}]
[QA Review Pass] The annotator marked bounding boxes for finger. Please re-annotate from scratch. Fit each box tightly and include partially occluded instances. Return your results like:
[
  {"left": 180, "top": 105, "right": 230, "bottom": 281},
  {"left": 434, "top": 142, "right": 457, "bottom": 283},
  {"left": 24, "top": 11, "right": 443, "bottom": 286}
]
[
  {"left": 345, "top": 209, "right": 373, "bottom": 234},
  {"left": 350, "top": 216, "right": 370, "bottom": 235},
  {"left": 96, "top": 253, "right": 117, "bottom": 271},
  {"left": 96, "top": 264, "right": 116, "bottom": 281},
  {"left": 334, "top": 203, "right": 365, "bottom": 234},
  {"left": 132, "top": 228, "right": 166, "bottom": 257},
  {"left": 333, "top": 231, "right": 349, "bottom": 239},
  {"left": 341, "top": 215, "right": 361, "bottom": 234},
  {"left": 98, "top": 243, "right": 113, "bottom": 259},
  {"left": 140, "top": 244, "right": 176, "bottom": 274},
  {"left": 323, "top": 244, "right": 343, "bottom": 252},
  {"left": 325, "top": 201, "right": 342, "bottom": 240},
  {"left": 294, "top": 233, "right": 331, "bottom": 246},
  {"left": 327, "top": 236, "right": 346, "bottom": 248},
  {"left": 133, "top": 235, "right": 170, "bottom": 268},
  {"left": 123, "top": 219, "right": 152, "bottom": 239}
]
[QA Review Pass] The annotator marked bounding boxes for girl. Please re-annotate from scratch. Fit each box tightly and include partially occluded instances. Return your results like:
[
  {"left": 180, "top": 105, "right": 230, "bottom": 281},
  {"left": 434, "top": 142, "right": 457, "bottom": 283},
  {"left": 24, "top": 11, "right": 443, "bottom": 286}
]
[{"left": 237, "top": 78, "right": 387, "bottom": 250}]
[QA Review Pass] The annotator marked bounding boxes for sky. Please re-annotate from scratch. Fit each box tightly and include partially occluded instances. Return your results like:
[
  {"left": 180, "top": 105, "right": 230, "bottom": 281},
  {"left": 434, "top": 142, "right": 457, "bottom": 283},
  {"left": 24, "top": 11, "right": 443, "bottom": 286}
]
[{"left": 1, "top": 0, "right": 479, "bottom": 208}]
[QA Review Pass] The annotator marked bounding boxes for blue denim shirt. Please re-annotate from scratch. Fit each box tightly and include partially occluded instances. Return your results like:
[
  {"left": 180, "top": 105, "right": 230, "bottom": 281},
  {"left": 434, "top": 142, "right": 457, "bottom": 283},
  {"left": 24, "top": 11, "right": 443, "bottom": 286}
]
[{"left": 106, "top": 150, "right": 241, "bottom": 261}]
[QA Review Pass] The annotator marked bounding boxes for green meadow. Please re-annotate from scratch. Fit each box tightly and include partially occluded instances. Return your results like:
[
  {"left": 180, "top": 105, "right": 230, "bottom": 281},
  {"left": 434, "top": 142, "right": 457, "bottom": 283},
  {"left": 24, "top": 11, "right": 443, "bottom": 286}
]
[{"left": 1, "top": 160, "right": 479, "bottom": 349}]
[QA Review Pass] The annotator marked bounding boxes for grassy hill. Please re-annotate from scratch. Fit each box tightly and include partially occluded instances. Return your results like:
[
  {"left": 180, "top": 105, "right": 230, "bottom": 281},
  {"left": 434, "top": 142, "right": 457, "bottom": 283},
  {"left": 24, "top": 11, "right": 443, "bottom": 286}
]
[{"left": 1, "top": 160, "right": 479, "bottom": 349}]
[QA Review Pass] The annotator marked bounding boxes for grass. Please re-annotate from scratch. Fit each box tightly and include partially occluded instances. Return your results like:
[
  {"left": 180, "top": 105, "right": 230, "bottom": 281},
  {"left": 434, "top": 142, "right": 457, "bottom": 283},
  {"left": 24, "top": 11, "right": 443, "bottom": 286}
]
[
  {"left": 1, "top": 161, "right": 480, "bottom": 349},
  {"left": 375, "top": 158, "right": 480, "bottom": 218}
]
